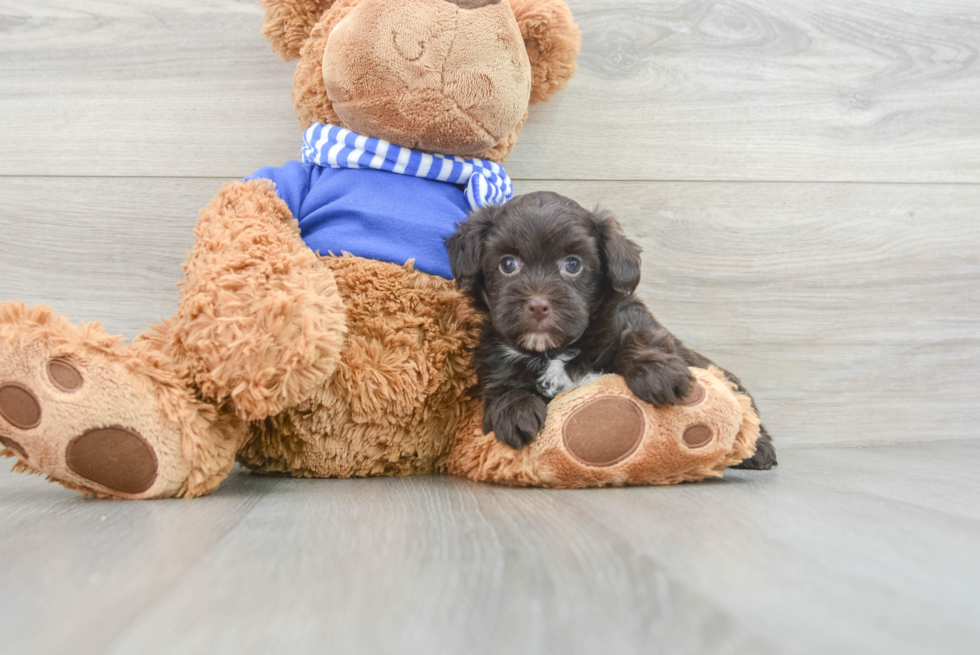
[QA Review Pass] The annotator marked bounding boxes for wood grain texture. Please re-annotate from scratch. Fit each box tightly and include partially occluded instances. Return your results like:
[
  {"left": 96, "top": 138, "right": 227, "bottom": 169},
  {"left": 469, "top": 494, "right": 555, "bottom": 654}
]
[
  {"left": 2, "top": 177, "right": 977, "bottom": 448},
  {"left": 0, "top": 177, "right": 216, "bottom": 335},
  {"left": 1, "top": 0, "right": 978, "bottom": 181},
  {"left": 2, "top": 442, "right": 978, "bottom": 655}
]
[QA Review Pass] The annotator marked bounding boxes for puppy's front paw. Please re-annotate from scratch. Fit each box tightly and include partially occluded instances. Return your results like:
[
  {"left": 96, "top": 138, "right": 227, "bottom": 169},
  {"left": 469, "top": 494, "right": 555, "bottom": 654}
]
[
  {"left": 624, "top": 356, "right": 695, "bottom": 407},
  {"left": 485, "top": 392, "right": 548, "bottom": 450}
]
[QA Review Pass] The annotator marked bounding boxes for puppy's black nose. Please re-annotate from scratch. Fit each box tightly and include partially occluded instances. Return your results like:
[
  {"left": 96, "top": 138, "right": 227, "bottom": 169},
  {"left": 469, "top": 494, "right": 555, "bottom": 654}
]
[{"left": 526, "top": 297, "right": 551, "bottom": 322}]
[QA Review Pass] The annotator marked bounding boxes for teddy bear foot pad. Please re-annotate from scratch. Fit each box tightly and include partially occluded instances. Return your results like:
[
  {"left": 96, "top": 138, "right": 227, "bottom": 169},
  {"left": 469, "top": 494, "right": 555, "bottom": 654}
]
[{"left": 561, "top": 396, "right": 646, "bottom": 466}]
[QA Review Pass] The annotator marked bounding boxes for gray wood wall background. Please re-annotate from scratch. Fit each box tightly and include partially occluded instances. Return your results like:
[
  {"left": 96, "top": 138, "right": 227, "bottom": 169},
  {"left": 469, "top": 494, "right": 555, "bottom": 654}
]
[{"left": 1, "top": 0, "right": 978, "bottom": 450}]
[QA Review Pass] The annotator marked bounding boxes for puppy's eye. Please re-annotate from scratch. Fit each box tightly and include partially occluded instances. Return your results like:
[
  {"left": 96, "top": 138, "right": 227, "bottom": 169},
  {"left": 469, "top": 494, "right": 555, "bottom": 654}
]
[
  {"left": 499, "top": 256, "right": 521, "bottom": 275},
  {"left": 562, "top": 256, "right": 582, "bottom": 276}
]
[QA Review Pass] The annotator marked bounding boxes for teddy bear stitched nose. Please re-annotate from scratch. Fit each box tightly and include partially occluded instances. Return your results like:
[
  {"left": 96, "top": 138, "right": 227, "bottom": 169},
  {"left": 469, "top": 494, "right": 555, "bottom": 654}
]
[{"left": 443, "top": 0, "right": 501, "bottom": 8}]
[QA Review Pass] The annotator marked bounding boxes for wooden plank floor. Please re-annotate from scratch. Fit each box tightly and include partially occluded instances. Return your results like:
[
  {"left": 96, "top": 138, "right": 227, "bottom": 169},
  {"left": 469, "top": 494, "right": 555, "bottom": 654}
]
[
  {"left": 2, "top": 442, "right": 979, "bottom": 655},
  {"left": 1, "top": 1, "right": 979, "bottom": 653}
]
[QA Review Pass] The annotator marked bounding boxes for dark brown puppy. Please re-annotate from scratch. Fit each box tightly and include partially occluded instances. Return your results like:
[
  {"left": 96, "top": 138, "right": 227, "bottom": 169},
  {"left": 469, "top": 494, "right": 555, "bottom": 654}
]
[{"left": 446, "top": 191, "right": 776, "bottom": 469}]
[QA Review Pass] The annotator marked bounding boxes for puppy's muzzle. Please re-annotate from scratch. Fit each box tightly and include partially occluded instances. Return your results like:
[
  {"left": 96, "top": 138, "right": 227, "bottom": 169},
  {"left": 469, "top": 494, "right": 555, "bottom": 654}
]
[
  {"left": 525, "top": 296, "right": 551, "bottom": 324},
  {"left": 518, "top": 295, "right": 560, "bottom": 351}
]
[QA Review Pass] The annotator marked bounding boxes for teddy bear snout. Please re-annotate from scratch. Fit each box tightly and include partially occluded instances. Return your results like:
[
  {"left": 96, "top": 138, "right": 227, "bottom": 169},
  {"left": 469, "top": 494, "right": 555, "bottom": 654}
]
[
  {"left": 321, "top": 0, "right": 531, "bottom": 157},
  {"left": 392, "top": 0, "right": 503, "bottom": 61}
]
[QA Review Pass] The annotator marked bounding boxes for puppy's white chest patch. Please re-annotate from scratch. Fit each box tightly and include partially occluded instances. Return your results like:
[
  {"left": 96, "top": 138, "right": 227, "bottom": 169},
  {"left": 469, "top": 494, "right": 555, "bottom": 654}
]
[{"left": 536, "top": 356, "right": 602, "bottom": 399}]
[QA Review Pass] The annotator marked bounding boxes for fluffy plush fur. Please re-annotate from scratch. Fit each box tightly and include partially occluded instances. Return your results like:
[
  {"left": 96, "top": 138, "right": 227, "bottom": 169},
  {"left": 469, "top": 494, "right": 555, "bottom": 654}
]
[
  {"left": 0, "top": 0, "right": 769, "bottom": 500},
  {"left": 236, "top": 256, "right": 485, "bottom": 478},
  {"left": 167, "top": 180, "right": 347, "bottom": 421}
]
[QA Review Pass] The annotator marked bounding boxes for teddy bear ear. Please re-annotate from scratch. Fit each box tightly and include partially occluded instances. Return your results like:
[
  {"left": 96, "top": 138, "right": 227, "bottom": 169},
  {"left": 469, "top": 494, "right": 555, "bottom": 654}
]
[
  {"left": 508, "top": 0, "right": 582, "bottom": 104},
  {"left": 261, "top": 0, "right": 340, "bottom": 61}
]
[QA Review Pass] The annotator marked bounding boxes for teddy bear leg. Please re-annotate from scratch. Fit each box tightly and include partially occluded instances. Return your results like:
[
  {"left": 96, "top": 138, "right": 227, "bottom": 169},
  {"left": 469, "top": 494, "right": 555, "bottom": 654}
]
[
  {"left": 447, "top": 367, "right": 760, "bottom": 488},
  {"left": 165, "top": 180, "right": 347, "bottom": 421},
  {"left": 0, "top": 303, "right": 243, "bottom": 499}
]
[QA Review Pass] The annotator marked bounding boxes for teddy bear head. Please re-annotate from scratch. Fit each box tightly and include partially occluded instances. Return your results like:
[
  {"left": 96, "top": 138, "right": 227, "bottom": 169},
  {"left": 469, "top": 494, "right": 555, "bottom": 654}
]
[{"left": 261, "top": 0, "right": 581, "bottom": 162}]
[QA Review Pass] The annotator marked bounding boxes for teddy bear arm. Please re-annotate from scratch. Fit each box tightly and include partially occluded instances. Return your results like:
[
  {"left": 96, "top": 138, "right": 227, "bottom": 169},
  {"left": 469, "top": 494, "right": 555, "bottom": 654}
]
[{"left": 164, "top": 179, "right": 347, "bottom": 422}]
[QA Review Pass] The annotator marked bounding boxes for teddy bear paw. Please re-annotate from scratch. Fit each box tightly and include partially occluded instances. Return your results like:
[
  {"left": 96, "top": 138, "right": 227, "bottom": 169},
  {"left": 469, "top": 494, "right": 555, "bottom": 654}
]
[
  {"left": 0, "top": 372, "right": 159, "bottom": 496},
  {"left": 0, "top": 305, "right": 194, "bottom": 498},
  {"left": 532, "top": 369, "right": 755, "bottom": 487}
]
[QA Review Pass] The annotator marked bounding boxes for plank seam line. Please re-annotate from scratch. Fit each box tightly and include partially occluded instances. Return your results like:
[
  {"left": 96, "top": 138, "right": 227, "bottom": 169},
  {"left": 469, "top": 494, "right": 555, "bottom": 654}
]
[
  {"left": 2, "top": 175, "right": 980, "bottom": 187},
  {"left": 783, "top": 437, "right": 978, "bottom": 451}
]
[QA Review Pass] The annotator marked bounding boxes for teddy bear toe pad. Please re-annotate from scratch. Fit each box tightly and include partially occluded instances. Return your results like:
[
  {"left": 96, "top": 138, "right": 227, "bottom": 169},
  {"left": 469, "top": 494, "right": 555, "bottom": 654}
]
[
  {"left": 677, "top": 380, "right": 707, "bottom": 407},
  {"left": 0, "top": 382, "right": 43, "bottom": 429},
  {"left": 47, "top": 358, "right": 84, "bottom": 392},
  {"left": 682, "top": 423, "right": 715, "bottom": 448},
  {"left": 0, "top": 435, "right": 27, "bottom": 458}
]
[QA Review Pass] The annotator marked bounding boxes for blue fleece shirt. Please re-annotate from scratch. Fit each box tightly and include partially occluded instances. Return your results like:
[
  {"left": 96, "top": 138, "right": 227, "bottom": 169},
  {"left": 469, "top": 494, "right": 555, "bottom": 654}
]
[{"left": 246, "top": 160, "right": 470, "bottom": 279}]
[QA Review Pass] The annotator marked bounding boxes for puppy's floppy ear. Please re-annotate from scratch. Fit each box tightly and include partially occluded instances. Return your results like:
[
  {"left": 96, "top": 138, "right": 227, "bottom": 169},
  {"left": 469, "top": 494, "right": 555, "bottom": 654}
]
[
  {"left": 261, "top": 0, "right": 339, "bottom": 61},
  {"left": 446, "top": 205, "right": 499, "bottom": 295},
  {"left": 593, "top": 209, "right": 642, "bottom": 295},
  {"left": 509, "top": 0, "right": 582, "bottom": 104}
]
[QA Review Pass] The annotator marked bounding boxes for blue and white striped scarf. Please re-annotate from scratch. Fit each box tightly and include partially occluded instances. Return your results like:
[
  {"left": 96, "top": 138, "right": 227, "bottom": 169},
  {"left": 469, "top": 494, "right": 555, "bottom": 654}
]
[{"left": 300, "top": 123, "right": 513, "bottom": 210}]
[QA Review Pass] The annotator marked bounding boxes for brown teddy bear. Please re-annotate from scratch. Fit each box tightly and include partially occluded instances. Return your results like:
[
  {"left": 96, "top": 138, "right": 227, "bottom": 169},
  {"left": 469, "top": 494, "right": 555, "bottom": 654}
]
[{"left": 0, "top": 0, "right": 761, "bottom": 499}]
